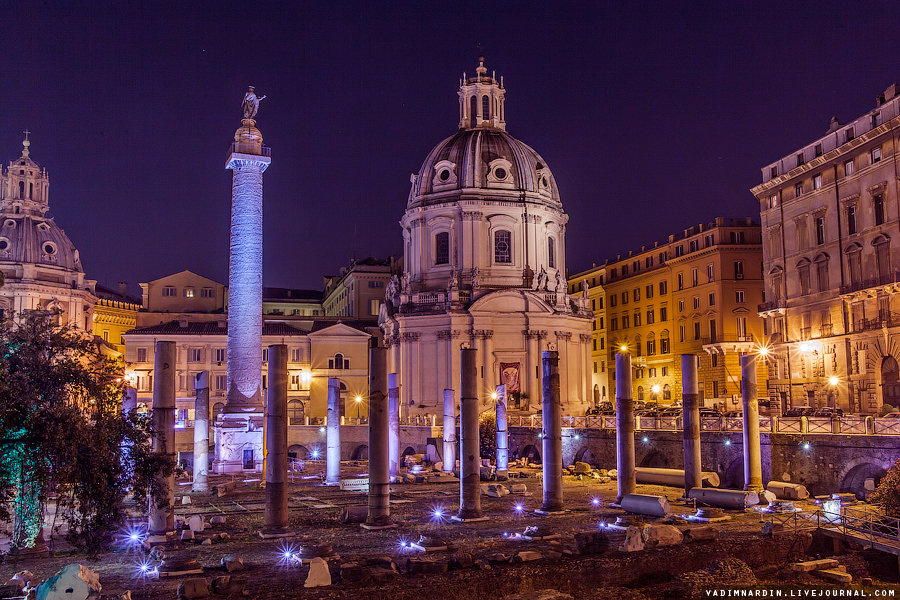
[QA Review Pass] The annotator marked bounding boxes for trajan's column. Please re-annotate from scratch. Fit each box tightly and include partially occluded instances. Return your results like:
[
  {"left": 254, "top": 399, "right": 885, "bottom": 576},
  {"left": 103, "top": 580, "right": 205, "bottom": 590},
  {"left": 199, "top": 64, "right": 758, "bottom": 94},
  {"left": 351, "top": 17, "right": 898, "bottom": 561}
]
[{"left": 214, "top": 87, "right": 271, "bottom": 473}]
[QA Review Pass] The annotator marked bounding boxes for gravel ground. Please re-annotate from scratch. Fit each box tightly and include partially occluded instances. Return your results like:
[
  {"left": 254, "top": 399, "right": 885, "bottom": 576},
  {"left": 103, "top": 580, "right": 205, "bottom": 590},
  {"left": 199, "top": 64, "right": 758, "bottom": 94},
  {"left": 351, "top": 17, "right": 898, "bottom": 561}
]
[{"left": 3, "top": 464, "right": 900, "bottom": 599}]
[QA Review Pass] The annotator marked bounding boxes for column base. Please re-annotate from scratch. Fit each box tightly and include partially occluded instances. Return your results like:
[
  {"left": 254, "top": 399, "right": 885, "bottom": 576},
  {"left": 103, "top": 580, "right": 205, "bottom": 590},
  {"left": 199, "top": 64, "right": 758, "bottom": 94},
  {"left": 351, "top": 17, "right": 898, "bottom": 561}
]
[
  {"left": 361, "top": 521, "right": 398, "bottom": 530},
  {"left": 144, "top": 532, "right": 175, "bottom": 546},
  {"left": 259, "top": 530, "right": 296, "bottom": 539},
  {"left": 534, "top": 508, "right": 568, "bottom": 516},
  {"left": 450, "top": 515, "right": 489, "bottom": 523}
]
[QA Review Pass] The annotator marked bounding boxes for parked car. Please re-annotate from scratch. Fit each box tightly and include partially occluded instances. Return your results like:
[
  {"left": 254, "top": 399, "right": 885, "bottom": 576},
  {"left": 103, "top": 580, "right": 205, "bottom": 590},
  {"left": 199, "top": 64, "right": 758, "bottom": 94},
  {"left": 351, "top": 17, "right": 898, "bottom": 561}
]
[
  {"left": 783, "top": 406, "right": 815, "bottom": 417},
  {"left": 724, "top": 410, "right": 743, "bottom": 418},
  {"left": 699, "top": 407, "right": 723, "bottom": 418},
  {"left": 813, "top": 407, "right": 843, "bottom": 418}
]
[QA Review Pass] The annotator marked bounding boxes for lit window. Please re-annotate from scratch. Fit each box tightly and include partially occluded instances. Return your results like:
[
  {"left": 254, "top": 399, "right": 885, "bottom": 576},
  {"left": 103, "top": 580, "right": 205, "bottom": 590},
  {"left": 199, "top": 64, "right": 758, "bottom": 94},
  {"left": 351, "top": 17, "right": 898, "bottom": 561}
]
[
  {"left": 184, "top": 288, "right": 195, "bottom": 298},
  {"left": 844, "top": 159, "right": 855, "bottom": 176},
  {"left": 813, "top": 173, "right": 822, "bottom": 190}
]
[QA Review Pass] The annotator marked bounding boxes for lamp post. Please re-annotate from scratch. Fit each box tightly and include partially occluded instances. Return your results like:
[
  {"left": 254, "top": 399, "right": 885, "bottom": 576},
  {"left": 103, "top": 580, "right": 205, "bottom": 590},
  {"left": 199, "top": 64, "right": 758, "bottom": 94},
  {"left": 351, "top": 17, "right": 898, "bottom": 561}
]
[{"left": 356, "top": 396, "right": 362, "bottom": 421}]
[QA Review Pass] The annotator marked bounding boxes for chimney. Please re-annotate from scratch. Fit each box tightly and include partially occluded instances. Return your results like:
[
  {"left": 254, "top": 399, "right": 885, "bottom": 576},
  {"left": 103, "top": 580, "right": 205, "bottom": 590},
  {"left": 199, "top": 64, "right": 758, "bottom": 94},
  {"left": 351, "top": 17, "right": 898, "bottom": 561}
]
[
  {"left": 884, "top": 84, "right": 899, "bottom": 103},
  {"left": 118, "top": 282, "right": 128, "bottom": 297}
]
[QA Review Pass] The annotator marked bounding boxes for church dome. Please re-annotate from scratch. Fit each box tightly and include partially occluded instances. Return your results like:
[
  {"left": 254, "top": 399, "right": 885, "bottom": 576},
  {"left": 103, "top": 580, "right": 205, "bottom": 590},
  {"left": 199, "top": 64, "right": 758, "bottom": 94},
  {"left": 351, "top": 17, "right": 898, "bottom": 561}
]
[{"left": 407, "top": 57, "right": 560, "bottom": 210}]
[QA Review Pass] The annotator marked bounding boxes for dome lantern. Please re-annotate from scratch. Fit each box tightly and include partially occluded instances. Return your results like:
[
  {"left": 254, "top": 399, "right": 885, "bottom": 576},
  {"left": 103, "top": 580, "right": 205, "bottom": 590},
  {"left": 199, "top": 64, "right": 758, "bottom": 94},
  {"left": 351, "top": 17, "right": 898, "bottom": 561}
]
[{"left": 457, "top": 56, "right": 506, "bottom": 131}]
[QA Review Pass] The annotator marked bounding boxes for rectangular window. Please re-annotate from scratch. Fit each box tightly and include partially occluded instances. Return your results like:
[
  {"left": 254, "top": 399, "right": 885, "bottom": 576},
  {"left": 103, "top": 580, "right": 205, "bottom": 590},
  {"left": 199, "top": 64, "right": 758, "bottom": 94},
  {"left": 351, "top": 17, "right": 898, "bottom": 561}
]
[
  {"left": 734, "top": 261, "right": 744, "bottom": 280},
  {"left": 646, "top": 285, "right": 653, "bottom": 299},
  {"left": 873, "top": 112, "right": 883, "bottom": 128},
  {"left": 872, "top": 147, "right": 882, "bottom": 164},
  {"left": 795, "top": 182, "right": 803, "bottom": 197},
  {"left": 262, "top": 349, "right": 268, "bottom": 362},
  {"left": 368, "top": 280, "right": 384, "bottom": 288},
  {"left": 708, "top": 292, "right": 715, "bottom": 306},
  {"left": 735, "top": 290, "right": 745, "bottom": 303},
  {"left": 623, "top": 264, "right": 629, "bottom": 275},
  {"left": 770, "top": 166, "right": 778, "bottom": 178},
  {"left": 847, "top": 205, "right": 858, "bottom": 235},
  {"left": 846, "top": 127, "right": 855, "bottom": 142},
  {"left": 291, "top": 348, "right": 301, "bottom": 362},
  {"left": 679, "top": 325, "right": 685, "bottom": 342},
  {"left": 874, "top": 194, "right": 885, "bottom": 226},
  {"left": 610, "top": 318, "right": 618, "bottom": 331},
  {"left": 592, "top": 339, "right": 597, "bottom": 351},
  {"left": 601, "top": 360, "right": 606, "bottom": 372},
  {"left": 290, "top": 374, "right": 300, "bottom": 389},
  {"left": 634, "top": 313, "right": 641, "bottom": 327},
  {"left": 622, "top": 315, "right": 630, "bottom": 329},
  {"left": 844, "top": 159, "right": 855, "bottom": 176},
  {"left": 598, "top": 317, "right": 604, "bottom": 329},
  {"left": 633, "top": 288, "right": 640, "bottom": 302},
  {"left": 189, "top": 348, "right": 202, "bottom": 362},
  {"left": 660, "top": 306, "right": 667, "bottom": 321},
  {"left": 797, "top": 152, "right": 805, "bottom": 166},
  {"left": 662, "top": 366, "right": 668, "bottom": 376},
  {"left": 659, "top": 251, "right": 667, "bottom": 263},
  {"left": 675, "top": 245, "right": 684, "bottom": 257},
  {"left": 633, "top": 260, "right": 640, "bottom": 272},
  {"left": 813, "top": 173, "right": 822, "bottom": 190},
  {"left": 593, "top": 362, "right": 597, "bottom": 374},
  {"left": 730, "top": 231, "right": 745, "bottom": 244},
  {"left": 162, "top": 286, "right": 176, "bottom": 297},
  {"left": 201, "top": 287, "right": 215, "bottom": 298},
  {"left": 369, "top": 299, "right": 381, "bottom": 316},
  {"left": 677, "top": 273, "right": 684, "bottom": 291},
  {"left": 707, "top": 264, "right": 714, "bottom": 282},
  {"left": 622, "top": 291, "right": 628, "bottom": 305},
  {"left": 610, "top": 295, "right": 617, "bottom": 307},
  {"left": 705, "top": 234, "right": 714, "bottom": 247},
  {"left": 494, "top": 230, "right": 512, "bottom": 263},
  {"left": 770, "top": 194, "right": 778, "bottom": 209},
  {"left": 691, "top": 268, "right": 698, "bottom": 287},
  {"left": 611, "top": 268, "right": 617, "bottom": 279},
  {"left": 815, "top": 216, "right": 826, "bottom": 245},
  {"left": 600, "top": 339, "right": 605, "bottom": 350},
  {"left": 137, "top": 347, "right": 148, "bottom": 362},
  {"left": 709, "top": 319, "right": 717, "bottom": 342},
  {"left": 678, "top": 299, "right": 684, "bottom": 313},
  {"left": 646, "top": 309, "right": 654, "bottom": 324},
  {"left": 435, "top": 232, "right": 450, "bottom": 265},
  {"left": 737, "top": 317, "right": 747, "bottom": 339},
  {"left": 598, "top": 297, "right": 603, "bottom": 309},
  {"left": 689, "top": 239, "right": 699, "bottom": 252},
  {"left": 215, "top": 375, "right": 226, "bottom": 391},
  {"left": 184, "top": 288, "right": 195, "bottom": 298},
  {"left": 815, "top": 143, "right": 823, "bottom": 157},
  {"left": 645, "top": 256, "right": 654, "bottom": 268},
  {"left": 215, "top": 348, "right": 225, "bottom": 362},
  {"left": 694, "top": 322, "right": 701, "bottom": 340},
  {"left": 693, "top": 296, "right": 700, "bottom": 310}
]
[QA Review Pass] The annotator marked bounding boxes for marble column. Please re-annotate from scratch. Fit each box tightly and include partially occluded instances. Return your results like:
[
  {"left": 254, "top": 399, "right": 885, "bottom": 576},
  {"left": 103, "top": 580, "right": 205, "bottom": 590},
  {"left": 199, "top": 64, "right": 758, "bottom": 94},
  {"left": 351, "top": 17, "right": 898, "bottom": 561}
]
[
  {"left": 615, "top": 352, "right": 636, "bottom": 504},
  {"left": 456, "top": 347, "right": 484, "bottom": 520},
  {"left": 681, "top": 354, "right": 702, "bottom": 497},
  {"left": 326, "top": 377, "right": 341, "bottom": 485},
  {"left": 388, "top": 373, "right": 400, "bottom": 478},
  {"left": 442, "top": 389, "right": 456, "bottom": 473},
  {"left": 149, "top": 341, "right": 176, "bottom": 540},
  {"left": 495, "top": 387, "right": 508, "bottom": 478},
  {"left": 192, "top": 371, "right": 210, "bottom": 492},
  {"left": 741, "top": 355, "right": 763, "bottom": 491},
  {"left": 264, "top": 345, "right": 289, "bottom": 535},
  {"left": 540, "top": 350, "right": 564, "bottom": 512},
  {"left": 365, "top": 347, "right": 394, "bottom": 528}
]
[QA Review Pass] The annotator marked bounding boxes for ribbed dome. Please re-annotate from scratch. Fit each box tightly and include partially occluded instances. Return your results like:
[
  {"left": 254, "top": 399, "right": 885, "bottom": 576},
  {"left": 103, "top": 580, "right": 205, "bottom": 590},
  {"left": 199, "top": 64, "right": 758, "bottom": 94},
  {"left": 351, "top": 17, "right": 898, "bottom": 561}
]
[
  {"left": 0, "top": 215, "right": 83, "bottom": 274},
  {"left": 409, "top": 128, "right": 560, "bottom": 210}
]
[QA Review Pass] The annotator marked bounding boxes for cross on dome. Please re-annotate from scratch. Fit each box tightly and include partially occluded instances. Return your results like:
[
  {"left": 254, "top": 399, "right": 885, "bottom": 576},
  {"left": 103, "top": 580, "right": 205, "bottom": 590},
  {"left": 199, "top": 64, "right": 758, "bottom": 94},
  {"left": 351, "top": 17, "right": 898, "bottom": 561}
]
[{"left": 22, "top": 129, "right": 31, "bottom": 157}]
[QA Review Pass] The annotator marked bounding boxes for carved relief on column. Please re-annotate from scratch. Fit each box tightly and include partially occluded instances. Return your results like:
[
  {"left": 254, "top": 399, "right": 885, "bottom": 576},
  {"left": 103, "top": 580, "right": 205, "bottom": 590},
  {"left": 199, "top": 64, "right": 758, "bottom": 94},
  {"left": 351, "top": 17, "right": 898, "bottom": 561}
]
[
  {"left": 555, "top": 331, "right": 573, "bottom": 341},
  {"left": 580, "top": 333, "right": 592, "bottom": 343},
  {"left": 437, "top": 329, "right": 461, "bottom": 340},
  {"left": 401, "top": 332, "right": 421, "bottom": 341}
]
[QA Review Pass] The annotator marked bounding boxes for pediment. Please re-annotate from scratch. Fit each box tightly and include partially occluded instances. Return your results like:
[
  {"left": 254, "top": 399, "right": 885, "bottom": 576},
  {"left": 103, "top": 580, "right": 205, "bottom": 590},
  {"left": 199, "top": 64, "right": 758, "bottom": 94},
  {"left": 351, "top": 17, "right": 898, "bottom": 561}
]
[{"left": 469, "top": 289, "right": 553, "bottom": 314}]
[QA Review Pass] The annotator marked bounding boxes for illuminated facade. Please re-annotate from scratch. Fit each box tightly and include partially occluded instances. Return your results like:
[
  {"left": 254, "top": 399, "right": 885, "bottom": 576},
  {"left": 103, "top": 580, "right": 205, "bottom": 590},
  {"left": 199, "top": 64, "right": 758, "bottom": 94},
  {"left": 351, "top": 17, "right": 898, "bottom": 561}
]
[
  {"left": 754, "top": 83, "right": 900, "bottom": 415},
  {"left": 601, "top": 218, "right": 768, "bottom": 409},
  {"left": 93, "top": 283, "right": 140, "bottom": 355},
  {"left": 0, "top": 136, "right": 97, "bottom": 329},
  {"left": 379, "top": 58, "right": 592, "bottom": 416},
  {"left": 567, "top": 265, "right": 609, "bottom": 407},
  {"left": 323, "top": 257, "right": 397, "bottom": 319}
]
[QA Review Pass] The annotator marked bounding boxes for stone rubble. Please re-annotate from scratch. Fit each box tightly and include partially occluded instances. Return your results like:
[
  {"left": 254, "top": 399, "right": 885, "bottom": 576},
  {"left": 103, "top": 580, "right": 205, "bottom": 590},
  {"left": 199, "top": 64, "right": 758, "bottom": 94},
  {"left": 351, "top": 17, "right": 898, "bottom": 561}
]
[
  {"left": 35, "top": 564, "right": 101, "bottom": 600},
  {"left": 220, "top": 555, "right": 245, "bottom": 572},
  {"left": 304, "top": 557, "right": 332, "bottom": 587},
  {"left": 641, "top": 524, "right": 683, "bottom": 546},
  {"left": 620, "top": 526, "right": 644, "bottom": 552}
]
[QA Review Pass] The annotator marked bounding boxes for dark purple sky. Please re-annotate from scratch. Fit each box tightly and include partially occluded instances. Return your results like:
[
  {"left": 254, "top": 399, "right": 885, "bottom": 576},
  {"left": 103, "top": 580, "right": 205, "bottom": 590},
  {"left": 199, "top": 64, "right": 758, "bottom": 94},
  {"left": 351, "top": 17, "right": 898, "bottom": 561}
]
[{"left": 5, "top": 1, "right": 900, "bottom": 293}]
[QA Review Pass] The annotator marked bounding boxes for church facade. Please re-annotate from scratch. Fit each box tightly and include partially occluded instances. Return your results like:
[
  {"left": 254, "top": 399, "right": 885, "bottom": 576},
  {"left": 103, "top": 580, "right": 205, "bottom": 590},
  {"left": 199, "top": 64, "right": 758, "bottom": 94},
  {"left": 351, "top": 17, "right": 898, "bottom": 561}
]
[{"left": 379, "top": 59, "right": 592, "bottom": 416}]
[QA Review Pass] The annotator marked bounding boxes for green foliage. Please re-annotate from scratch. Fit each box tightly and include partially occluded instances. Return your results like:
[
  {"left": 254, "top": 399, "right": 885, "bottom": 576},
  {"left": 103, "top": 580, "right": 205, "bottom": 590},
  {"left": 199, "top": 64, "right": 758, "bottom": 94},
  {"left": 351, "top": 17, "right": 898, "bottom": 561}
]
[
  {"left": 0, "top": 311, "right": 172, "bottom": 554},
  {"left": 879, "top": 404, "right": 897, "bottom": 417},
  {"left": 479, "top": 410, "right": 496, "bottom": 457},
  {"left": 871, "top": 459, "right": 900, "bottom": 517}
]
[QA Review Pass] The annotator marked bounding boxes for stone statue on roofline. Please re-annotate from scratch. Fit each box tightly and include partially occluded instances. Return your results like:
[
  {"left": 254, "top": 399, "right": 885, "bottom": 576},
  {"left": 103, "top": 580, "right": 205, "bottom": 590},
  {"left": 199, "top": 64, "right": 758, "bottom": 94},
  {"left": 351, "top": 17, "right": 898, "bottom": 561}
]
[
  {"left": 385, "top": 275, "right": 400, "bottom": 310},
  {"left": 242, "top": 86, "right": 266, "bottom": 119},
  {"left": 582, "top": 278, "right": 590, "bottom": 298}
]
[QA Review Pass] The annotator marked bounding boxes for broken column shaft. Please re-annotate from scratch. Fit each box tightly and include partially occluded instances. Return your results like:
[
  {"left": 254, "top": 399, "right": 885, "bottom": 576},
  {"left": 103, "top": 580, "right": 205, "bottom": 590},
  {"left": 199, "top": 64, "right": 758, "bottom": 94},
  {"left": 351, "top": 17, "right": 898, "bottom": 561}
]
[
  {"left": 615, "top": 352, "right": 636, "bottom": 504},
  {"left": 365, "top": 346, "right": 394, "bottom": 528},
  {"left": 264, "top": 345, "right": 289, "bottom": 534},
  {"left": 326, "top": 377, "right": 341, "bottom": 485},
  {"left": 457, "top": 347, "right": 483, "bottom": 520},
  {"left": 540, "top": 350, "right": 564, "bottom": 513},
  {"left": 442, "top": 389, "right": 456, "bottom": 473},
  {"left": 149, "top": 341, "right": 176, "bottom": 538},
  {"left": 682, "top": 354, "right": 702, "bottom": 497},
  {"left": 496, "top": 387, "right": 508, "bottom": 478},
  {"left": 741, "top": 354, "right": 763, "bottom": 491},
  {"left": 192, "top": 371, "right": 210, "bottom": 492},
  {"left": 388, "top": 373, "right": 400, "bottom": 479}
]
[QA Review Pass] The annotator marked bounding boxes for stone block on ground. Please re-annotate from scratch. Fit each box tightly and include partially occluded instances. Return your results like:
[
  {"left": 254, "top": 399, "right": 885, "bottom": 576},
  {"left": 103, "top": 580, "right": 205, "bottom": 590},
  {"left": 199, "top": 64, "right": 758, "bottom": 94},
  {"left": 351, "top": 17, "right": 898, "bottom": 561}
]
[
  {"left": 575, "top": 530, "right": 609, "bottom": 555},
  {"left": 340, "top": 505, "right": 369, "bottom": 524},
  {"left": 176, "top": 578, "right": 209, "bottom": 599},
  {"left": 641, "top": 524, "right": 683, "bottom": 547},
  {"left": 814, "top": 569, "right": 852, "bottom": 583},
  {"left": 486, "top": 484, "right": 510, "bottom": 498},
  {"left": 181, "top": 529, "right": 195, "bottom": 541},
  {"left": 574, "top": 462, "right": 592, "bottom": 474},
  {"left": 510, "top": 483, "right": 527, "bottom": 493},
  {"left": 450, "top": 551, "right": 476, "bottom": 570},
  {"left": 608, "top": 469, "right": 618, "bottom": 479},
  {"left": 404, "top": 557, "right": 449, "bottom": 574},
  {"left": 181, "top": 496, "right": 191, "bottom": 505},
  {"left": 188, "top": 515, "right": 205, "bottom": 533},
  {"left": 200, "top": 538, "right": 212, "bottom": 545},
  {"left": 515, "top": 551, "right": 542, "bottom": 562},
  {"left": 620, "top": 526, "right": 644, "bottom": 552},
  {"left": 792, "top": 559, "right": 839, "bottom": 572},
  {"left": 209, "top": 515, "right": 226, "bottom": 525},
  {"left": 684, "top": 526, "right": 718, "bottom": 542},
  {"left": 221, "top": 555, "right": 244, "bottom": 572},
  {"left": 305, "top": 557, "right": 332, "bottom": 588},
  {"left": 35, "top": 564, "right": 101, "bottom": 600},
  {"left": 11, "top": 571, "right": 34, "bottom": 587}
]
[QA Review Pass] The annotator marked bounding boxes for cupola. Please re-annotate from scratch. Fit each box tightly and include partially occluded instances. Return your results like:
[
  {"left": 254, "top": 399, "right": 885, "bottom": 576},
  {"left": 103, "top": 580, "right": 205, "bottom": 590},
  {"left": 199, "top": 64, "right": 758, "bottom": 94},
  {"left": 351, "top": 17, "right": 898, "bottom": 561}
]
[{"left": 457, "top": 56, "right": 506, "bottom": 131}]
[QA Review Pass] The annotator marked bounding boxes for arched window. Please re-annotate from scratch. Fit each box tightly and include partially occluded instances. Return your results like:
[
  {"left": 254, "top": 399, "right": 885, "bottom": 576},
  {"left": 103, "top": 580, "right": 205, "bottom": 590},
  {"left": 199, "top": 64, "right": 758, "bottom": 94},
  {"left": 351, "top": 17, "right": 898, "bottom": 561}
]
[
  {"left": 329, "top": 353, "right": 347, "bottom": 370},
  {"left": 814, "top": 253, "right": 830, "bottom": 292},
  {"left": 435, "top": 232, "right": 449, "bottom": 265},
  {"left": 593, "top": 384, "right": 599, "bottom": 404},
  {"left": 287, "top": 399, "right": 305, "bottom": 425},
  {"left": 18, "top": 181, "right": 24, "bottom": 199},
  {"left": 470, "top": 95, "right": 477, "bottom": 128},
  {"left": 797, "top": 259, "right": 811, "bottom": 295},
  {"left": 846, "top": 245, "right": 863, "bottom": 285},
  {"left": 548, "top": 238, "right": 556, "bottom": 269},
  {"left": 660, "top": 330, "right": 670, "bottom": 354},
  {"left": 637, "top": 386, "right": 644, "bottom": 402},
  {"left": 634, "top": 334, "right": 642, "bottom": 357},
  {"left": 874, "top": 235, "right": 891, "bottom": 280},
  {"left": 770, "top": 267, "right": 785, "bottom": 302},
  {"left": 494, "top": 230, "right": 512, "bottom": 263},
  {"left": 663, "top": 384, "right": 671, "bottom": 400},
  {"left": 482, "top": 95, "right": 490, "bottom": 120}
]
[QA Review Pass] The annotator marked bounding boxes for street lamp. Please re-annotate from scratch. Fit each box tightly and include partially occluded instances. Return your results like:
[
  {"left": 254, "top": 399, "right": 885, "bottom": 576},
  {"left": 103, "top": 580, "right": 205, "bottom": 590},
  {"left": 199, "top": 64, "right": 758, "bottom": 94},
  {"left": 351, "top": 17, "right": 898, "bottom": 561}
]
[{"left": 355, "top": 396, "right": 362, "bottom": 420}]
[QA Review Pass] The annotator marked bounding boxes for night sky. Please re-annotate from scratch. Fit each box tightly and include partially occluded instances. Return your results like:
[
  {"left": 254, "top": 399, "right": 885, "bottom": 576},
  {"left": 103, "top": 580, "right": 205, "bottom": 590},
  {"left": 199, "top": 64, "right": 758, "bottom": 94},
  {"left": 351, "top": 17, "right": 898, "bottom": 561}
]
[{"left": 5, "top": 1, "right": 900, "bottom": 294}]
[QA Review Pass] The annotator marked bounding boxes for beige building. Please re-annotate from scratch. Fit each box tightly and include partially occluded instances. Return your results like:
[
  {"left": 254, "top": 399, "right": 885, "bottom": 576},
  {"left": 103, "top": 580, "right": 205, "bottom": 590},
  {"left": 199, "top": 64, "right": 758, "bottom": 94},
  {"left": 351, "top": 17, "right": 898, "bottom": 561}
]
[
  {"left": 323, "top": 257, "right": 397, "bottom": 319},
  {"left": 753, "top": 83, "right": 900, "bottom": 415},
  {"left": 139, "top": 270, "right": 226, "bottom": 323},
  {"left": 93, "top": 283, "right": 141, "bottom": 355},
  {"left": 262, "top": 287, "right": 322, "bottom": 316},
  {"left": 568, "top": 265, "right": 609, "bottom": 407},
  {"left": 600, "top": 217, "right": 768, "bottom": 409}
]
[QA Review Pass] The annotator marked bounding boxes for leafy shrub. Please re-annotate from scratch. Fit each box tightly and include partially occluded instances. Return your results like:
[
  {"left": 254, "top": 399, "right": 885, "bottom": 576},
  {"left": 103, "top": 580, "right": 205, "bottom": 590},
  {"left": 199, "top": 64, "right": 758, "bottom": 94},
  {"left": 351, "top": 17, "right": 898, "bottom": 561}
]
[{"left": 871, "top": 459, "right": 900, "bottom": 516}]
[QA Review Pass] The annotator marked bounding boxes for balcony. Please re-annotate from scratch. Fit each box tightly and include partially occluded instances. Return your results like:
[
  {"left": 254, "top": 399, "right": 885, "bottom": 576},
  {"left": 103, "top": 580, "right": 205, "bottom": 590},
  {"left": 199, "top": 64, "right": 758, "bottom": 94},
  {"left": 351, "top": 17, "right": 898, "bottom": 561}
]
[
  {"left": 227, "top": 142, "right": 272, "bottom": 159},
  {"left": 853, "top": 312, "right": 900, "bottom": 332},
  {"left": 840, "top": 270, "right": 900, "bottom": 295},
  {"left": 820, "top": 323, "right": 834, "bottom": 337},
  {"left": 702, "top": 334, "right": 756, "bottom": 354},
  {"left": 758, "top": 299, "right": 787, "bottom": 316}
]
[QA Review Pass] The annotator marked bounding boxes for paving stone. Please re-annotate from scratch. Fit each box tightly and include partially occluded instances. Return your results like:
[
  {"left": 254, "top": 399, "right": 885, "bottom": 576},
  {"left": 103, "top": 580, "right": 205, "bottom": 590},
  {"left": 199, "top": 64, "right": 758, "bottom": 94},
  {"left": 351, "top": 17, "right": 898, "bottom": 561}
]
[
  {"left": 501, "top": 590, "right": 574, "bottom": 600},
  {"left": 515, "top": 551, "right": 542, "bottom": 562},
  {"left": 305, "top": 557, "right": 332, "bottom": 587}
]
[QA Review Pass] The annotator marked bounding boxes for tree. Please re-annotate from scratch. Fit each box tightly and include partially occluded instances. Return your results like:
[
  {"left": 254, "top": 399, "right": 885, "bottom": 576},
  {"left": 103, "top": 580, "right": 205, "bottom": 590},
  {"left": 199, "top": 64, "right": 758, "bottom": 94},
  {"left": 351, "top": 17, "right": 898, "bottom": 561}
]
[
  {"left": 0, "top": 311, "right": 171, "bottom": 554},
  {"left": 870, "top": 459, "right": 900, "bottom": 517},
  {"left": 479, "top": 410, "right": 496, "bottom": 458}
]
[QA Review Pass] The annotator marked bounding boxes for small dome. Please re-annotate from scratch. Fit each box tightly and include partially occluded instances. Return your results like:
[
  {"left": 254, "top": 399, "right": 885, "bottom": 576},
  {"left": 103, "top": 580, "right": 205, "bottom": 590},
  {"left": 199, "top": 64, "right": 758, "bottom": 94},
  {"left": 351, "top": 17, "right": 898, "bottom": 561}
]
[
  {"left": 0, "top": 215, "right": 83, "bottom": 274},
  {"left": 409, "top": 128, "right": 560, "bottom": 209}
]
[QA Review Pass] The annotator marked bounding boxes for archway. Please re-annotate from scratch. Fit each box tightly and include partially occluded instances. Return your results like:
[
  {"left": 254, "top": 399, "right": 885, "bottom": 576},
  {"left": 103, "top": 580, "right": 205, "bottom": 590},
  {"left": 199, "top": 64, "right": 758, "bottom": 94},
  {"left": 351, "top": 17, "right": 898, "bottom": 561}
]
[
  {"left": 882, "top": 356, "right": 900, "bottom": 409},
  {"left": 402, "top": 446, "right": 417, "bottom": 457},
  {"left": 593, "top": 385, "right": 600, "bottom": 404},
  {"left": 723, "top": 456, "right": 744, "bottom": 490},
  {"left": 841, "top": 461, "right": 888, "bottom": 500},
  {"left": 351, "top": 444, "right": 369, "bottom": 460},
  {"left": 287, "top": 444, "right": 310, "bottom": 460},
  {"left": 521, "top": 444, "right": 541, "bottom": 464},
  {"left": 574, "top": 447, "right": 597, "bottom": 467},
  {"left": 639, "top": 451, "right": 667, "bottom": 468}
]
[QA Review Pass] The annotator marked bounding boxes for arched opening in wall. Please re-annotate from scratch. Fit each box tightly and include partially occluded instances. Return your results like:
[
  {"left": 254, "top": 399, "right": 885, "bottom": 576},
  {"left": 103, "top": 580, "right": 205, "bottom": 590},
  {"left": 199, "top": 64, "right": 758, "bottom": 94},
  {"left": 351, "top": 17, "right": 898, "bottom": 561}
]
[
  {"left": 882, "top": 356, "right": 900, "bottom": 409},
  {"left": 287, "top": 399, "right": 305, "bottom": 425},
  {"left": 339, "top": 381, "right": 348, "bottom": 417},
  {"left": 212, "top": 402, "right": 225, "bottom": 416},
  {"left": 287, "top": 444, "right": 310, "bottom": 460},
  {"left": 841, "top": 462, "right": 888, "bottom": 500},
  {"left": 521, "top": 444, "right": 541, "bottom": 464},
  {"left": 351, "top": 444, "right": 369, "bottom": 460},
  {"left": 593, "top": 385, "right": 599, "bottom": 404},
  {"left": 470, "top": 95, "right": 477, "bottom": 128},
  {"left": 402, "top": 446, "right": 417, "bottom": 457},
  {"left": 482, "top": 95, "right": 490, "bottom": 120},
  {"left": 574, "top": 447, "right": 597, "bottom": 467},
  {"left": 723, "top": 456, "right": 744, "bottom": 489},
  {"left": 639, "top": 451, "right": 667, "bottom": 468}
]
